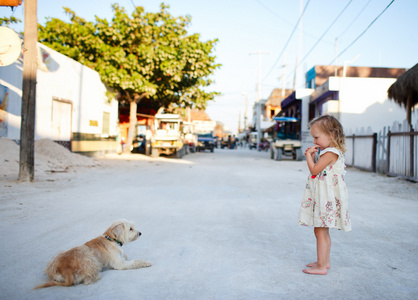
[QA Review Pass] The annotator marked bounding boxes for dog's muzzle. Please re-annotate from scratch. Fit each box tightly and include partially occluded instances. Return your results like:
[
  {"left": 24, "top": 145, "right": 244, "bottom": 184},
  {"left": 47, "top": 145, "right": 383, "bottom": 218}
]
[{"left": 138, "top": 232, "right": 142, "bottom": 237}]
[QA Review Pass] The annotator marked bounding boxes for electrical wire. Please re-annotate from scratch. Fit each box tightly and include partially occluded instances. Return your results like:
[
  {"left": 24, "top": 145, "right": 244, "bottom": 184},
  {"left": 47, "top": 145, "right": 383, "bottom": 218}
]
[
  {"left": 315, "top": 0, "right": 396, "bottom": 78},
  {"left": 333, "top": 0, "right": 395, "bottom": 64},
  {"left": 129, "top": 0, "right": 136, "bottom": 10},
  {"left": 337, "top": 0, "right": 372, "bottom": 39},
  {"left": 262, "top": 0, "right": 311, "bottom": 82},
  {"left": 254, "top": 0, "right": 293, "bottom": 27},
  {"left": 290, "top": 0, "right": 353, "bottom": 80},
  {"left": 254, "top": 0, "right": 333, "bottom": 45}
]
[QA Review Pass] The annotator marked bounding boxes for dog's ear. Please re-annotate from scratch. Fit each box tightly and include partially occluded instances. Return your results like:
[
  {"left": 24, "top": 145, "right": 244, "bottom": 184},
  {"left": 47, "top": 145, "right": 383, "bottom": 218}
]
[
  {"left": 111, "top": 223, "right": 125, "bottom": 238},
  {"left": 104, "top": 223, "right": 125, "bottom": 239}
]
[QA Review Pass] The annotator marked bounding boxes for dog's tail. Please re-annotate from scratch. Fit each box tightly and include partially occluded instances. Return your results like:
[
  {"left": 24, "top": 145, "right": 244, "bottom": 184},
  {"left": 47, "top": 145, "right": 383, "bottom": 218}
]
[{"left": 34, "top": 280, "right": 74, "bottom": 289}]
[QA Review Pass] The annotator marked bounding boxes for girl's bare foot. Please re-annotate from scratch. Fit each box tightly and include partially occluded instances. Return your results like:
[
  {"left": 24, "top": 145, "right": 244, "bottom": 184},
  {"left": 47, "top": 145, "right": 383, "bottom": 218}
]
[
  {"left": 302, "top": 268, "right": 327, "bottom": 275},
  {"left": 306, "top": 262, "right": 331, "bottom": 269}
]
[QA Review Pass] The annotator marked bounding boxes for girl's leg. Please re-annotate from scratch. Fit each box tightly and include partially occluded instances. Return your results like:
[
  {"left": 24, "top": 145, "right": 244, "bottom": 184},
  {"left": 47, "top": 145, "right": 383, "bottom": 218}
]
[{"left": 303, "top": 227, "right": 330, "bottom": 275}]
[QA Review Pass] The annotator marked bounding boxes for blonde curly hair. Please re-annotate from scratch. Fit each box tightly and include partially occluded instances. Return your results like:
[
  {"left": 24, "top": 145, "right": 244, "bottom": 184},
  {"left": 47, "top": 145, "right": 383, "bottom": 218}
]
[{"left": 309, "top": 115, "right": 346, "bottom": 153}]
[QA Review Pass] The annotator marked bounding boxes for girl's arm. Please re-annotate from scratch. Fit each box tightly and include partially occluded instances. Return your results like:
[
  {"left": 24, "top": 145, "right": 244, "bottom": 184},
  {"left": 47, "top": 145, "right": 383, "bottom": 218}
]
[{"left": 305, "top": 147, "right": 338, "bottom": 176}]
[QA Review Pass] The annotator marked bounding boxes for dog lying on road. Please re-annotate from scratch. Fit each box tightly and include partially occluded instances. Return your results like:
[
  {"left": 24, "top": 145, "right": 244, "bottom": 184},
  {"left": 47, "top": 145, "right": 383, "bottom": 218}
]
[{"left": 35, "top": 219, "right": 151, "bottom": 289}]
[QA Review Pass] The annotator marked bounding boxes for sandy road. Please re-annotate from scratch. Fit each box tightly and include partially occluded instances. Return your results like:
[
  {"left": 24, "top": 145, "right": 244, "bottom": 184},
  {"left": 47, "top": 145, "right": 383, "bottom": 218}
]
[{"left": 1, "top": 148, "right": 417, "bottom": 299}]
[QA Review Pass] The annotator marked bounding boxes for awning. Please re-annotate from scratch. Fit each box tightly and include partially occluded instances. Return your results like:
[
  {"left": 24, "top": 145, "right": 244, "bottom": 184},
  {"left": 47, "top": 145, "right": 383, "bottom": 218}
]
[{"left": 272, "top": 116, "right": 299, "bottom": 122}]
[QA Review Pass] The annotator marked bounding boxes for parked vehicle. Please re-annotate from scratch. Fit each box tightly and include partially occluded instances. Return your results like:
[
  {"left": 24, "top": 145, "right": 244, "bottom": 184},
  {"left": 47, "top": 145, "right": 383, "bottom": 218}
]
[
  {"left": 248, "top": 132, "right": 258, "bottom": 149},
  {"left": 194, "top": 120, "right": 216, "bottom": 152},
  {"left": 132, "top": 124, "right": 152, "bottom": 155},
  {"left": 220, "top": 134, "right": 237, "bottom": 149},
  {"left": 151, "top": 114, "right": 186, "bottom": 158},
  {"left": 183, "top": 122, "right": 197, "bottom": 153},
  {"left": 197, "top": 132, "right": 215, "bottom": 152},
  {"left": 270, "top": 117, "right": 303, "bottom": 161}
]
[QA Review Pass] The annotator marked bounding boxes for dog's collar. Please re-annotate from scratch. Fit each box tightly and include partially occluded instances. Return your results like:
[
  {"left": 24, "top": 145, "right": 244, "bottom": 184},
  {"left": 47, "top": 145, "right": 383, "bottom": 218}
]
[{"left": 104, "top": 235, "right": 123, "bottom": 247}]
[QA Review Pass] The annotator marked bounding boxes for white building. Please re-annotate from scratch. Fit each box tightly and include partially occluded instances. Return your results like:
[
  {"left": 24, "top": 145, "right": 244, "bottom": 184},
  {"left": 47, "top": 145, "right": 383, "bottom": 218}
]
[
  {"left": 0, "top": 42, "right": 119, "bottom": 155},
  {"left": 310, "top": 76, "right": 417, "bottom": 133},
  {"left": 276, "top": 65, "right": 418, "bottom": 154},
  {"left": 306, "top": 65, "right": 417, "bottom": 133}
]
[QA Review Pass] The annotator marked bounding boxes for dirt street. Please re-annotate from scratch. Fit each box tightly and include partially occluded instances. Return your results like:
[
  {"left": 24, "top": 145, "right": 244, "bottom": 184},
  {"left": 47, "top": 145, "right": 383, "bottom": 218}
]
[{"left": 1, "top": 148, "right": 417, "bottom": 299}]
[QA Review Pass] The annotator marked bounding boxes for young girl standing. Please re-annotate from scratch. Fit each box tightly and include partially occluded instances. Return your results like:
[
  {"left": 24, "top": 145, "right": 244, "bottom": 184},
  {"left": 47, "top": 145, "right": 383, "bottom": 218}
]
[{"left": 298, "top": 115, "right": 351, "bottom": 275}]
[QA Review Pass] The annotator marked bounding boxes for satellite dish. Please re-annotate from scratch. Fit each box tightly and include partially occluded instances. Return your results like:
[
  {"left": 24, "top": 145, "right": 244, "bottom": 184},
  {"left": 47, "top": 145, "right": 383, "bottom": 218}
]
[{"left": 0, "top": 27, "right": 22, "bottom": 67}]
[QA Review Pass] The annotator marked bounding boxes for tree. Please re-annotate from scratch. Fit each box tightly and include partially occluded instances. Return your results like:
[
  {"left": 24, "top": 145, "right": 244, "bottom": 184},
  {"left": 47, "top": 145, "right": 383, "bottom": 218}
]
[
  {"left": 0, "top": 16, "right": 21, "bottom": 27},
  {"left": 38, "top": 3, "right": 220, "bottom": 152}
]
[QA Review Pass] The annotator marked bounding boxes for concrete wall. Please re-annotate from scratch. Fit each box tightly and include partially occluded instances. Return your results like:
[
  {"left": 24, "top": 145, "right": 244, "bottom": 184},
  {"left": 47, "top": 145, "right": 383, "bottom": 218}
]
[
  {"left": 0, "top": 42, "right": 118, "bottom": 146},
  {"left": 295, "top": 89, "right": 314, "bottom": 152},
  {"left": 325, "top": 77, "right": 416, "bottom": 133}
]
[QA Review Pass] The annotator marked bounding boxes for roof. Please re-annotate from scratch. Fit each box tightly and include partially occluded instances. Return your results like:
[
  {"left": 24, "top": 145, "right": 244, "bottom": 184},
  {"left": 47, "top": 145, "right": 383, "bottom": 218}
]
[
  {"left": 311, "top": 65, "right": 407, "bottom": 88},
  {"left": 387, "top": 63, "right": 418, "bottom": 123},
  {"left": 265, "top": 88, "right": 293, "bottom": 107},
  {"left": 189, "top": 108, "right": 211, "bottom": 121}
]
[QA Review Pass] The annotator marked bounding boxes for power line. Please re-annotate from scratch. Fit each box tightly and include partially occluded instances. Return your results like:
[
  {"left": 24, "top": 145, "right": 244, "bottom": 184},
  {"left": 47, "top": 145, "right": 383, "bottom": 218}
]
[
  {"left": 129, "top": 0, "right": 136, "bottom": 10},
  {"left": 291, "top": 0, "right": 353, "bottom": 80},
  {"left": 315, "top": 0, "right": 396, "bottom": 78},
  {"left": 262, "top": 0, "right": 311, "bottom": 81},
  {"left": 254, "top": 0, "right": 293, "bottom": 27},
  {"left": 334, "top": 0, "right": 395, "bottom": 64},
  {"left": 254, "top": 0, "right": 333, "bottom": 45},
  {"left": 337, "top": 0, "right": 372, "bottom": 39}
]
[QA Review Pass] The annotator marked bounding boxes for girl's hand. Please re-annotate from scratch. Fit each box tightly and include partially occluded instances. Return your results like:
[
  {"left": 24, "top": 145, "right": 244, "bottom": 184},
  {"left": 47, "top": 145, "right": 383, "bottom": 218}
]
[{"left": 305, "top": 145, "right": 319, "bottom": 157}]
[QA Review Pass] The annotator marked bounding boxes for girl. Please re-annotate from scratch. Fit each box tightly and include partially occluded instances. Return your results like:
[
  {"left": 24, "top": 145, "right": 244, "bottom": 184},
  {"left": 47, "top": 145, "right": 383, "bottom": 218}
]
[{"left": 298, "top": 115, "right": 351, "bottom": 275}]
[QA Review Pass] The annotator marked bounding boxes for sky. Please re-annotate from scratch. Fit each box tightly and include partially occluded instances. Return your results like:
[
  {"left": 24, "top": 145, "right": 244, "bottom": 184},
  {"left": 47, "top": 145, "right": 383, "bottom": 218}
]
[{"left": 2, "top": 0, "right": 417, "bottom": 133}]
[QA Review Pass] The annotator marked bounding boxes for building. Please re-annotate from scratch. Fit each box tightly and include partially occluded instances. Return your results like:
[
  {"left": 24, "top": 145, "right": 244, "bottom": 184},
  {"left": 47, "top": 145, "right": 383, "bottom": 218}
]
[
  {"left": 307, "top": 66, "right": 413, "bottom": 132},
  {"left": 274, "top": 65, "right": 414, "bottom": 152},
  {"left": 279, "top": 89, "right": 314, "bottom": 151},
  {"left": 0, "top": 42, "right": 119, "bottom": 156},
  {"left": 263, "top": 88, "right": 293, "bottom": 120},
  {"left": 306, "top": 65, "right": 406, "bottom": 89}
]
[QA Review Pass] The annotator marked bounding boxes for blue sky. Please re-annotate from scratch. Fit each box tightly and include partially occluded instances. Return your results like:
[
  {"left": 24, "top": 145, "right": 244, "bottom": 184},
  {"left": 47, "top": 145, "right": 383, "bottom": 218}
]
[{"left": 2, "top": 0, "right": 417, "bottom": 133}]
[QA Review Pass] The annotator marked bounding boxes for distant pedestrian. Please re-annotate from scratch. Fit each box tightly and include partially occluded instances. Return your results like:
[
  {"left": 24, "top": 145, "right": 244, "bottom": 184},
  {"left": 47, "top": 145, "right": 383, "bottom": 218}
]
[{"left": 298, "top": 115, "right": 351, "bottom": 275}]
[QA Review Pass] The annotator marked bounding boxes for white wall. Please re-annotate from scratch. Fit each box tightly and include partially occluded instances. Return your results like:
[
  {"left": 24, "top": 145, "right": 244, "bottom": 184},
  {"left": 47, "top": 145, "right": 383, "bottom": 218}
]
[
  {"left": 329, "top": 76, "right": 414, "bottom": 132},
  {"left": 296, "top": 88, "right": 314, "bottom": 152},
  {"left": 0, "top": 43, "right": 118, "bottom": 141}
]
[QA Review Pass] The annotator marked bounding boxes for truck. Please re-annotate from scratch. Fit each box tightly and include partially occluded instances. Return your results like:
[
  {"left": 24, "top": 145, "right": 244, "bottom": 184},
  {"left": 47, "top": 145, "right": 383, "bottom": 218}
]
[
  {"left": 270, "top": 117, "right": 303, "bottom": 161},
  {"left": 193, "top": 120, "right": 216, "bottom": 152},
  {"left": 151, "top": 114, "right": 186, "bottom": 158}
]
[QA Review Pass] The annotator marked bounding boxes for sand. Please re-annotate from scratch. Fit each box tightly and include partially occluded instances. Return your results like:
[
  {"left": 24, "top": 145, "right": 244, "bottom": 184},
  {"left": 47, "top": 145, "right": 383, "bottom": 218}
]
[{"left": 0, "top": 138, "right": 96, "bottom": 181}]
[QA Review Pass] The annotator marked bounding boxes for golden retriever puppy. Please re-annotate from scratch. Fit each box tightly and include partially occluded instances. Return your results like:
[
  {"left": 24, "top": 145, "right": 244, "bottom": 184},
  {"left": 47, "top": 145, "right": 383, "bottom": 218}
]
[{"left": 35, "top": 219, "right": 151, "bottom": 289}]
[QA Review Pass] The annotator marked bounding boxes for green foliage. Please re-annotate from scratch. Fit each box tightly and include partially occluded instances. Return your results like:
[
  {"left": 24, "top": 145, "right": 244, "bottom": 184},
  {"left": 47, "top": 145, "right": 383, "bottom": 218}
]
[
  {"left": 0, "top": 16, "right": 21, "bottom": 26},
  {"left": 38, "top": 3, "right": 221, "bottom": 110}
]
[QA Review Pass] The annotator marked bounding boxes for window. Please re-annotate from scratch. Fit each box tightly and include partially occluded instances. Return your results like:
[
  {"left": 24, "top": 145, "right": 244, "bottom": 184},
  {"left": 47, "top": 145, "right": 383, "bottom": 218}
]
[{"left": 102, "top": 112, "right": 110, "bottom": 135}]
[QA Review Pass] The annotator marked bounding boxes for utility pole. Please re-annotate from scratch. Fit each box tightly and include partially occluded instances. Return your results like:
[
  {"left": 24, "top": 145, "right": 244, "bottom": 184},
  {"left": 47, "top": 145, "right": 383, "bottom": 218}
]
[
  {"left": 281, "top": 52, "right": 287, "bottom": 100},
  {"left": 241, "top": 92, "right": 248, "bottom": 131},
  {"left": 292, "top": 0, "right": 304, "bottom": 91},
  {"left": 238, "top": 111, "right": 241, "bottom": 133},
  {"left": 334, "top": 38, "right": 338, "bottom": 76},
  {"left": 19, "top": 0, "right": 37, "bottom": 182},
  {"left": 249, "top": 50, "right": 269, "bottom": 149}
]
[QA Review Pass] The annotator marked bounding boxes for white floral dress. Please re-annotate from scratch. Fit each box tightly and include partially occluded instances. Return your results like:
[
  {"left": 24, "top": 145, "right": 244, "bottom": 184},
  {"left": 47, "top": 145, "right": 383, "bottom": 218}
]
[{"left": 298, "top": 147, "right": 351, "bottom": 231}]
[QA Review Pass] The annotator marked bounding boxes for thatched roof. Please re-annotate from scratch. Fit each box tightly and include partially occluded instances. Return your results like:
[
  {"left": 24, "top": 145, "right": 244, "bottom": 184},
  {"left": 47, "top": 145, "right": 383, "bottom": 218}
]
[{"left": 387, "top": 63, "right": 418, "bottom": 124}]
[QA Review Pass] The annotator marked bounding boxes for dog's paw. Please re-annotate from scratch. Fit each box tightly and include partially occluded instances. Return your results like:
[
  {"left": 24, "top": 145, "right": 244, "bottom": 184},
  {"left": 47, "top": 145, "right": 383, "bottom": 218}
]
[{"left": 132, "top": 260, "right": 152, "bottom": 268}]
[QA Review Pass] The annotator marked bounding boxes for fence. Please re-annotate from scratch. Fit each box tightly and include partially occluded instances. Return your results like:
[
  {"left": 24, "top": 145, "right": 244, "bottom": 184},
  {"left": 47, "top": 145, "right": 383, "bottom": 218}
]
[
  {"left": 346, "top": 133, "right": 377, "bottom": 172},
  {"left": 346, "top": 120, "right": 418, "bottom": 182}
]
